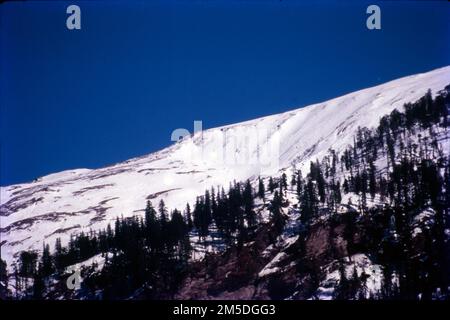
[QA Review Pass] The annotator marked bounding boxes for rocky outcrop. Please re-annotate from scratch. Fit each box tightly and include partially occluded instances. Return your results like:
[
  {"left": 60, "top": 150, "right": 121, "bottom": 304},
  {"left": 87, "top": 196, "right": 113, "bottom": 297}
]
[{"left": 174, "top": 215, "right": 358, "bottom": 300}]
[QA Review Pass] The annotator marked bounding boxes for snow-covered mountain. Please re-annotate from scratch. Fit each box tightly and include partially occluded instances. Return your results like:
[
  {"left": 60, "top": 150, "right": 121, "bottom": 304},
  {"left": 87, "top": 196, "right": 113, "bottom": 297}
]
[{"left": 1, "top": 66, "right": 449, "bottom": 269}]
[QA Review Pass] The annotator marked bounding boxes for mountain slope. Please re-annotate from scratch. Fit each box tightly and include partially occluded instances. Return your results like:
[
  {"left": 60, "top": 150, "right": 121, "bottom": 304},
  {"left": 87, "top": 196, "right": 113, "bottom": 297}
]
[{"left": 1, "top": 66, "right": 449, "bottom": 269}]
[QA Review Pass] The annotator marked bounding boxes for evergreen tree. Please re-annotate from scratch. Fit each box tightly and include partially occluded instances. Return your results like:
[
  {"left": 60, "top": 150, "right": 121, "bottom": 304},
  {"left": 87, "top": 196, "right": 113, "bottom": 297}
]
[
  {"left": 296, "top": 170, "right": 303, "bottom": 200},
  {"left": 269, "top": 191, "right": 284, "bottom": 233},
  {"left": 19, "top": 251, "right": 37, "bottom": 278},
  {"left": 268, "top": 176, "right": 276, "bottom": 193},
  {"left": 145, "top": 200, "right": 160, "bottom": 251},
  {"left": 0, "top": 259, "right": 8, "bottom": 299},
  {"left": 300, "top": 178, "right": 318, "bottom": 225},
  {"left": 185, "top": 202, "right": 193, "bottom": 231},
  {"left": 258, "top": 177, "right": 265, "bottom": 201},
  {"left": 243, "top": 180, "right": 256, "bottom": 230},
  {"left": 41, "top": 243, "right": 53, "bottom": 277},
  {"left": 32, "top": 268, "right": 45, "bottom": 299},
  {"left": 280, "top": 173, "right": 288, "bottom": 195}
]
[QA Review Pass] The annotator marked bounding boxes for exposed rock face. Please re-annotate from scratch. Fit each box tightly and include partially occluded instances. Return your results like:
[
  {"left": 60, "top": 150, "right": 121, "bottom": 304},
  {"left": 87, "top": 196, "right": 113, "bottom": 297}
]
[
  {"left": 174, "top": 217, "right": 356, "bottom": 300},
  {"left": 175, "top": 223, "right": 279, "bottom": 299}
]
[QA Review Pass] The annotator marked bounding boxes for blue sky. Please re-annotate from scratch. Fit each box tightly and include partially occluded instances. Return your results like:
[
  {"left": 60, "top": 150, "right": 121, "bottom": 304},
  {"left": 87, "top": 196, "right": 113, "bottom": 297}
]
[{"left": 1, "top": 0, "right": 449, "bottom": 185}]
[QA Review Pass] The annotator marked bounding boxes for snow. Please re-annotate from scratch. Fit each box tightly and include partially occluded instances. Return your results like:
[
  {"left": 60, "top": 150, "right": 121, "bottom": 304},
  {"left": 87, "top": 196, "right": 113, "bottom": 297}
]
[
  {"left": 1, "top": 65, "right": 449, "bottom": 270},
  {"left": 258, "top": 252, "right": 286, "bottom": 278},
  {"left": 65, "top": 252, "right": 112, "bottom": 274},
  {"left": 258, "top": 219, "right": 300, "bottom": 278},
  {"left": 411, "top": 208, "right": 436, "bottom": 238},
  {"left": 187, "top": 223, "right": 228, "bottom": 261},
  {"left": 314, "top": 254, "right": 383, "bottom": 300}
]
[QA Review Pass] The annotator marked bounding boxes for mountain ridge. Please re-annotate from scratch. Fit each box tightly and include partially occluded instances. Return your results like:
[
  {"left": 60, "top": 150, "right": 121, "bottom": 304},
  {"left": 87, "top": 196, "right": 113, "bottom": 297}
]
[{"left": 1, "top": 65, "right": 449, "bottom": 270}]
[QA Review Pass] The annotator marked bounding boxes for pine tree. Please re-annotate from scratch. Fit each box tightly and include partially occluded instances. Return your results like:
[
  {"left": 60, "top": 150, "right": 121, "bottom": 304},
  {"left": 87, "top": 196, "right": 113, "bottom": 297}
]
[
  {"left": 343, "top": 178, "right": 349, "bottom": 193},
  {"left": 258, "top": 177, "right": 265, "bottom": 201},
  {"left": 32, "top": 267, "right": 45, "bottom": 299},
  {"left": 41, "top": 243, "right": 53, "bottom": 277},
  {"left": 280, "top": 173, "right": 288, "bottom": 195},
  {"left": 144, "top": 200, "right": 156, "bottom": 230},
  {"left": 369, "top": 161, "right": 377, "bottom": 200},
  {"left": 291, "top": 172, "right": 297, "bottom": 187},
  {"left": 158, "top": 200, "right": 169, "bottom": 251},
  {"left": 13, "top": 264, "right": 20, "bottom": 299},
  {"left": 0, "top": 259, "right": 8, "bottom": 299},
  {"left": 269, "top": 191, "right": 284, "bottom": 233},
  {"left": 211, "top": 187, "right": 217, "bottom": 217},
  {"left": 158, "top": 199, "right": 168, "bottom": 229},
  {"left": 169, "top": 209, "right": 188, "bottom": 260},
  {"left": 296, "top": 170, "right": 303, "bottom": 200},
  {"left": 268, "top": 176, "right": 276, "bottom": 193},
  {"left": 145, "top": 200, "right": 159, "bottom": 251},
  {"left": 19, "top": 251, "right": 37, "bottom": 277},
  {"left": 185, "top": 202, "right": 193, "bottom": 231},
  {"left": 193, "top": 195, "right": 211, "bottom": 241},
  {"left": 54, "top": 237, "right": 64, "bottom": 271},
  {"left": 243, "top": 179, "right": 256, "bottom": 231},
  {"left": 300, "top": 178, "right": 318, "bottom": 225}
]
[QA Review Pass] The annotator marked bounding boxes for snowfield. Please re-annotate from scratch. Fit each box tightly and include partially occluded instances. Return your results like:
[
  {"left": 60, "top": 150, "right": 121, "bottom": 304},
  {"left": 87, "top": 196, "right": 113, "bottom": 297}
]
[{"left": 1, "top": 65, "right": 449, "bottom": 269}]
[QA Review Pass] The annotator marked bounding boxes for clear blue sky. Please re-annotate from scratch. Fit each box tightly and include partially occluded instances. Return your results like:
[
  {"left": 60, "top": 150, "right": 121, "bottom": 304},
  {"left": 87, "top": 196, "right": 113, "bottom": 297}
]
[{"left": 1, "top": 0, "right": 449, "bottom": 185}]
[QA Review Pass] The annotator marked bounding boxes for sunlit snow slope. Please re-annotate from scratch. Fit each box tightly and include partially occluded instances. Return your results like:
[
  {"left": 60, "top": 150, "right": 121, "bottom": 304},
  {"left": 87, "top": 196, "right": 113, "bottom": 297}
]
[{"left": 1, "top": 66, "right": 449, "bottom": 268}]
